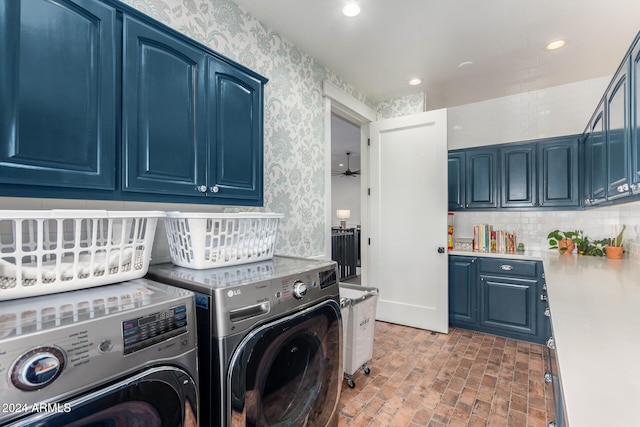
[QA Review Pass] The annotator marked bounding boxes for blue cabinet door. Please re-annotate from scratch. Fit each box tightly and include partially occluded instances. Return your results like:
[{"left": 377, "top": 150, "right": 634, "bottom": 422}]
[
  {"left": 447, "top": 152, "right": 465, "bottom": 210},
  {"left": 0, "top": 0, "right": 116, "bottom": 189},
  {"left": 538, "top": 138, "right": 580, "bottom": 207},
  {"left": 500, "top": 144, "right": 536, "bottom": 208},
  {"left": 606, "top": 60, "right": 631, "bottom": 201},
  {"left": 122, "top": 16, "right": 207, "bottom": 197},
  {"left": 479, "top": 275, "right": 538, "bottom": 339},
  {"left": 207, "top": 58, "right": 264, "bottom": 203},
  {"left": 448, "top": 256, "right": 477, "bottom": 326},
  {"left": 631, "top": 41, "right": 640, "bottom": 193},
  {"left": 583, "top": 103, "right": 607, "bottom": 206},
  {"left": 466, "top": 149, "right": 498, "bottom": 208}
]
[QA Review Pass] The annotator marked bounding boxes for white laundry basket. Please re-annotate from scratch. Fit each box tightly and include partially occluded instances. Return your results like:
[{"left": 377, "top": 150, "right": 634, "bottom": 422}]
[
  {"left": 0, "top": 210, "right": 163, "bottom": 301},
  {"left": 339, "top": 283, "right": 379, "bottom": 388},
  {"left": 164, "top": 212, "right": 283, "bottom": 269}
]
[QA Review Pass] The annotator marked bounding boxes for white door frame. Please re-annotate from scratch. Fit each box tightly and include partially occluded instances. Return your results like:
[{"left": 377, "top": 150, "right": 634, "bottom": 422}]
[{"left": 322, "top": 81, "right": 375, "bottom": 286}]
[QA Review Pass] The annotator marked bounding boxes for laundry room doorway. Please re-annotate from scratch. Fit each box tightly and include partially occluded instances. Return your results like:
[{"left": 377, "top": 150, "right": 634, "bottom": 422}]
[{"left": 331, "top": 114, "right": 362, "bottom": 283}]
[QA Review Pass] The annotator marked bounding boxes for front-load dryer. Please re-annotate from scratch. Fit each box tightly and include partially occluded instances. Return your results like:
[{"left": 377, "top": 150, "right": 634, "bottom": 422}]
[{"left": 147, "top": 256, "right": 342, "bottom": 427}]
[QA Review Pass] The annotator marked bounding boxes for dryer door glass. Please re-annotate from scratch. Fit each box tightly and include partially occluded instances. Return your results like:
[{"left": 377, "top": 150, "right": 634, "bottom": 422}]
[
  {"left": 229, "top": 300, "right": 341, "bottom": 427},
  {"left": 4, "top": 367, "right": 197, "bottom": 427}
]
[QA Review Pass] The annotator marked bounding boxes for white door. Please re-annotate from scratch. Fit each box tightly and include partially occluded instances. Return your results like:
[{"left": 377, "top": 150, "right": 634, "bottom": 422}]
[{"left": 368, "top": 109, "right": 448, "bottom": 333}]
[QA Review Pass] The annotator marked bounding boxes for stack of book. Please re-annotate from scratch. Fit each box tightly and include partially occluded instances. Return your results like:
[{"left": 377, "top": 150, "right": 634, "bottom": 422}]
[{"left": 473, "top": 225, "right": 517, "bottom": 253}]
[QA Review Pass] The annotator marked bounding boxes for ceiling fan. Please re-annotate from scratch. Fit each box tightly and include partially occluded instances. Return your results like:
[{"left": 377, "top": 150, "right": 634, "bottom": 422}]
[{"left": 332, "top": 152, "right": 360, "bottom": 177}]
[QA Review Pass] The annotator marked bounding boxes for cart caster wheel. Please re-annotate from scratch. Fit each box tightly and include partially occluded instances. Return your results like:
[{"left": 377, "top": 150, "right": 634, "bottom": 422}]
[
  {"left": 363, "top": 366, "right": 371, "bottom": 375},
  {"left": 347, "top": 378, "right": 356, "bottom": 388}
]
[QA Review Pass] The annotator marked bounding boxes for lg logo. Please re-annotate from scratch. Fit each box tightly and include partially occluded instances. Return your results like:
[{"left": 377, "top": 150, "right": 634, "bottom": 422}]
[{"left": 227, "top": 289, "right": 241, "bottom": 298}]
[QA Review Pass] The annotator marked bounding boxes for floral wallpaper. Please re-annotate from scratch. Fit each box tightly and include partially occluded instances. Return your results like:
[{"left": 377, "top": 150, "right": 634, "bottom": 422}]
[
  {"left": 376, "top": 93, "right": 425, "bottom": 120},
  {"left": 122, "top": 0, "right": 413, "bottom": 257}
]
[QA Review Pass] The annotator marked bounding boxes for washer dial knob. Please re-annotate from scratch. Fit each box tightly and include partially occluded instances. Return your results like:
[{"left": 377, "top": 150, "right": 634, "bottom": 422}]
[
  {"left": 292, "top": 280, "right": 308, "bottom": 299},
  {"left": 11, "top": 346, "right": 66, "bottom": 391}
]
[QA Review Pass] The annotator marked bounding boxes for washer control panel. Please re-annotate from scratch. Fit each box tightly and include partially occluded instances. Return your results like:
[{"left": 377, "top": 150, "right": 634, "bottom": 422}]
[{"left": 122, "top": 304, "right": 188, "bottom": 355}]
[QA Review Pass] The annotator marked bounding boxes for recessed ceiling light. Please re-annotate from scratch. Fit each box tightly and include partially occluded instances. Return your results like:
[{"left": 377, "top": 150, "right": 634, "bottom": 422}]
[
  {"left": 339, "top": 163, "right": 344, "bottom": 167},
  {"left": 342, "top": 2, "right": 361, "bottom": 17},
  {"left": 408, "top": 78, "right": 422, "bottom": 86},
  {"left": 546, "top": 39, "right": 566, "bottom": 50},
  {"left": 458, "top": 61, "right": 474, "bottom": 70}
]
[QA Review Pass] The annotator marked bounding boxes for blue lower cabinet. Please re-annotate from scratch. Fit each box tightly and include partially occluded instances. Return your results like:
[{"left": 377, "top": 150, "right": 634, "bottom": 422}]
[
  {"left": 448, "top": 256, "right": 547, "bottom": 344},
  {"left": 448, "top": 256, "right": 477, "bottom": 326},
  {"left": 479, "top": 275, "right": 538, "bottom": 339},
  {"left": 0, "top": 0, "right": 117, "bottom": 190}
]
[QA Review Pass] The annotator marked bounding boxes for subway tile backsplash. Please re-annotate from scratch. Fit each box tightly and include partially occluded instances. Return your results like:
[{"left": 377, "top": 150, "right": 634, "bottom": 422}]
[{"left": 452, "top": 200, "right": 640, "bottom": 255}]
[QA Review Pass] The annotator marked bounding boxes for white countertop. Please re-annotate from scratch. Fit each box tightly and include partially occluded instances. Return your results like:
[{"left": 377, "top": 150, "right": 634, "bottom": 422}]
[
  {"left": 448, "top": 249, "right": 547, "bottom": 261},
  {"left": 450, "top": 249, "right": 640, "bottom": 426}
]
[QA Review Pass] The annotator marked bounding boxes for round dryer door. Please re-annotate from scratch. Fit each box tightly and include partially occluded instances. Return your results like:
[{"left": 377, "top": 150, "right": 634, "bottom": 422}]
[
  {"left": 229, "top": 299, "right": 342, "bottom": 427},
  {"left": 4, "top": 366, "right": 197, "bottom": 427}
]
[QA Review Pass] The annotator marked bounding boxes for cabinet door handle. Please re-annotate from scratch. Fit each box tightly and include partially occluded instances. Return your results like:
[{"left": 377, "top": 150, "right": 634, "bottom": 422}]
[
  {"left": 544, "top": 371, "right": 553, "bottom": 383},
  {"left": 210, "top": 185, "right": 220, "bottom": 193},
  {"left": 547, "top": 337, "right": 555, "bottom": 350},
  {"left": 196, "top": 185, "right": 207, "bottom": 193},
  {"left": 500, "top": 265, "right": 513, "bottom": 271},
  {"left": 540, "top": 294, "right": 548, "bottom": 302}
]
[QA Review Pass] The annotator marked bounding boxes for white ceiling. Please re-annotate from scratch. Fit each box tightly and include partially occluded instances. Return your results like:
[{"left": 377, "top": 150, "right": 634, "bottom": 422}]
[{"left": 232, "top": 0, "right": 640, "bottom": 168}]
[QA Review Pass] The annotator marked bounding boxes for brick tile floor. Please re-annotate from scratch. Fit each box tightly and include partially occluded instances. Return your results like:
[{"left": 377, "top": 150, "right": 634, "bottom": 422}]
[{"left": 338, "top": 322, "right": 555, "bottom": 427}]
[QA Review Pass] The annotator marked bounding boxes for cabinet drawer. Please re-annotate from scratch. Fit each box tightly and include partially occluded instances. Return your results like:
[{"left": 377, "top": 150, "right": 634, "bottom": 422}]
[{"left": 479, "top": 258, "right": 538, "bottom": 278}]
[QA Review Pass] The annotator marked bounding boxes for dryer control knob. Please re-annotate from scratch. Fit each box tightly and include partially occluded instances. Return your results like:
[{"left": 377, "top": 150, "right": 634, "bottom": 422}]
[
  {"left": 11, "top": 346, "right": 66, "bottom": 391},
  {"left": 292, "top": 280, "right": 308, "bottom": 299}
]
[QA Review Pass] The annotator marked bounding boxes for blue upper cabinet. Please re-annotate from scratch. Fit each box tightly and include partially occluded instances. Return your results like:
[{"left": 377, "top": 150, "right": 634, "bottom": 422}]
[
  {"left": 630, "top": 41, "right": 640, "bottom": 194},
  {"left": 208, "top": 58, "right": 264, "bottom": 203},
  {"left": 500, "top": 144, "right": 536, "bottom": 208},
  {"left": 121, "top": 16, "right": 266, "bottom": 205},
  {"left": 466, "top": 149, "right": 498, "bottom": 209},
  {"left": 0, "top": 0, "right": 116, "bottom": 190},
  {"left": 537, "top": 137, "right": 580, "bottom": 208},
  {"left": 583, "top": 102, "right": 607, "bottom": 206},
  {"left": 122, "top": 16, "right": 207, "bottom": 197},
  {"left": 499, "top": 137, "right": 579, "bottom": 209},
  {"left": 606, "top": 59, "right": 630, "bottom": 201},
  {"left": 447, "top": 152, "right": 465, "bottom": 210}
]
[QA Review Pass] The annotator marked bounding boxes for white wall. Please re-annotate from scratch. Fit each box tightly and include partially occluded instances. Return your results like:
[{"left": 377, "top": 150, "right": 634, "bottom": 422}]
[
  {"left": 447, "top": 76, "right": 612, "bottom": 149},
  {"left": 331, "top": 176, "right": 361, "bottom": 228}
]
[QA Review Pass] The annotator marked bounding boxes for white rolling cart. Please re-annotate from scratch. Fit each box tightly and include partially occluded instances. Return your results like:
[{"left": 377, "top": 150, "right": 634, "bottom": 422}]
[{"left": 339, "top": 282, "right": 379, "bottom": 388}]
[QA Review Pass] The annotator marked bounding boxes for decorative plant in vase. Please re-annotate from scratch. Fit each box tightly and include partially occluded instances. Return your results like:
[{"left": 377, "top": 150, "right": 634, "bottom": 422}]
[
  {"left": 547, "top": 230, "right": 579, "bottom": 254},
  {"left": 605, "top": 225, "right": 626, "bottom": 259},
  {"left": 572, "top": 230, "right": 607, "bottom": 256}
]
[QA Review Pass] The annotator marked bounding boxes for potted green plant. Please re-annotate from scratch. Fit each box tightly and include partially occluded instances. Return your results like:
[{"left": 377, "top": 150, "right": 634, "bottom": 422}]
[
  {"left": 605, "top": 225, "right": 626, "bottom": 259},
  {"left": 567, "top": 231, "right": 605, "bottom": 256},
  {"left": 547, "top": 230, "right": 579, "bottom": 254}
]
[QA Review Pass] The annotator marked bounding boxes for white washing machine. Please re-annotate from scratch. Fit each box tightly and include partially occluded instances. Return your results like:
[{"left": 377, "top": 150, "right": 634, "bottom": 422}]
[{"left": 0, "top": 279, "right": 198, "bottom": 426}]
